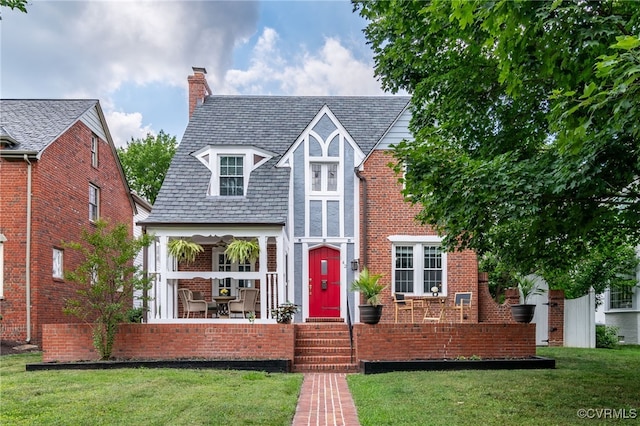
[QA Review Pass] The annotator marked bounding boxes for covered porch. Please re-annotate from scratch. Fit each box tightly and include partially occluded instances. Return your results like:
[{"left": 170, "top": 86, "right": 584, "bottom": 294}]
[{"left": 145, "top": 225, "right": 289, "bottom": 323}]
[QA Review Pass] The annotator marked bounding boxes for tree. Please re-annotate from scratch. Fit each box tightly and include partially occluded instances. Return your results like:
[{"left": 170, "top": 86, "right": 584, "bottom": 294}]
[
  {"left": 354, "top": 0, "right": 640, "bottom": 290},
  {"left": 117, "top": 130, "right": 177, "bottom": 204},
  {"left": 0, "top": 0, "right": 28, "bottom": 12},
  {"left": 64, "top": 220, "right": 153, "bottom": 360}
]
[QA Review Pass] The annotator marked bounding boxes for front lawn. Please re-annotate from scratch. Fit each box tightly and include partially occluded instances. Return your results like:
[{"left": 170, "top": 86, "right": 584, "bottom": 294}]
[
  {"left": 0, "top": 353, "right": 302, "bottom": 426},
  {"left": 347, "top": 346, "right": 640, "bottom": 425}
]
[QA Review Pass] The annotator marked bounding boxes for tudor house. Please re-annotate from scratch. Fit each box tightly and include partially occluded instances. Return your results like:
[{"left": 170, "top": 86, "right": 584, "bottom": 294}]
[
  {"left": 0, "top": 100, "right": 135, "bottom": 344},
  {"left": 141, "top": 68, "right": 479, "bottom": 324}
]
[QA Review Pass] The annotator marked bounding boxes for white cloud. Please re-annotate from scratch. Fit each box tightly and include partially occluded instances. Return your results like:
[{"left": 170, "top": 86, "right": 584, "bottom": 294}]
[
  {"left": 105, "top": 111, "right": 155, "bottom": 148},
  {"left": 223, "top": 29, "right": 384, "bottom": 96}
]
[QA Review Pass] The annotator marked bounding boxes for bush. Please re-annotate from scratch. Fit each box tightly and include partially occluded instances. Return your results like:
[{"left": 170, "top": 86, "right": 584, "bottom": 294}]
[{"left": 596, "top": 324, "right": 619, "bottom": 348}]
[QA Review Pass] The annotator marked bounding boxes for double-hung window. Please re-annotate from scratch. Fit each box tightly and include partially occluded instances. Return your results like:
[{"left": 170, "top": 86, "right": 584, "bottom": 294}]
[
  {"left": 391, "top": 238, "right": 446, "bottom": 296},
  {"left": 91, "top": 134, "right": 99, "bottom": 168},
  {"left": 89, "top": 184, "right": 100, "bottom": 222},
  {"left": 310, "top": 163, "right": 338, "bottom": 193},
  {"left": 219, "top": 156, "right": 244, "bottom": 196}
]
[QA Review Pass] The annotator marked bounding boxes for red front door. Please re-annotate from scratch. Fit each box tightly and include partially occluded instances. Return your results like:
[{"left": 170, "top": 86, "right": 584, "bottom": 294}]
[{"left": 308, "top": 246, "right": 341, "bottom": 317}]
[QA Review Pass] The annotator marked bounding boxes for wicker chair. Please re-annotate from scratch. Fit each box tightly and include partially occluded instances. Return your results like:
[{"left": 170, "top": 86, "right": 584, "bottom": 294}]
[{"left": 228, "top": 288, "right": 259, "bottom": 318}]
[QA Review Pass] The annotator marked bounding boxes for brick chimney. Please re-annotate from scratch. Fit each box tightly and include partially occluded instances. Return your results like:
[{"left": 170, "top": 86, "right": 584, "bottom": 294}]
[{"left": 188, "top": 67, "right": 212, "bottom": 118}]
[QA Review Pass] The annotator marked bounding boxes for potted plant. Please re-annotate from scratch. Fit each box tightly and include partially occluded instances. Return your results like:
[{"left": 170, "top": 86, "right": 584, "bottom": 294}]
[
  {"left": 224, "top": 238, "right": 260, "bottom": 264},
  {"left": 167, "top": 238, "right": 203, "bottom": 264},
  {"left": 510, "top": 273, "right": 545, "bottom": 323},
  {"left": 350, "top": 267, "right": 386, "bottom": 324},
  {"left": 271, "top": 301, "right": 299, "bottom": 324}
]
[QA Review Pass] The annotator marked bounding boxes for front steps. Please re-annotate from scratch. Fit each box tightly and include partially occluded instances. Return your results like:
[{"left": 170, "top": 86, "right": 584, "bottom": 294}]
[{"left": 292, "top": 322, "right": 359, "bottom": 373}]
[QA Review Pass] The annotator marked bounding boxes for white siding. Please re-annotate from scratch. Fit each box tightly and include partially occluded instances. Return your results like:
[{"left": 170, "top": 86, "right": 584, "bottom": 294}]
[
  {"left": 377, "top": 109, "right": 413, "bottom": 149},
  {"left": 80, "top": 106, "right": 107, "bottom": 141}
]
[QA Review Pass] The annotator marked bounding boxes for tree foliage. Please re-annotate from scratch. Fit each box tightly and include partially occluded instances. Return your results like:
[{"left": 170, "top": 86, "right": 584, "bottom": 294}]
[
  {"left": 117, "top": 130, "right": 177, "bottom": 204},
  {"left": 355, "top": 0, "right": 640, "bottom": 292},
  {"left": 63, "top": 220, "right": 153, "bottom": 360},
  {"left": 0, "top": 0, "right": 28, "bottom": 13}
]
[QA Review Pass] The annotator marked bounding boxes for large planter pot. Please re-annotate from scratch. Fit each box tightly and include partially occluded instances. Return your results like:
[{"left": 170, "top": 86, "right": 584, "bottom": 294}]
[
  {"left": 511, "top": 304, "right": 536, "bottom": 323},
  {"left": 359, "top": 305, "right": 383, "bottom": 324}
]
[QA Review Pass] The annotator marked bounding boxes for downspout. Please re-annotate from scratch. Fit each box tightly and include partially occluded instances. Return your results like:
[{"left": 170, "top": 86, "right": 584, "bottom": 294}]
[
  {"left": 23, "top": 154, "right": 32, "bottom": 343},
  {"left": 355, "top": 169, "right": 368, "bottom": 268}
]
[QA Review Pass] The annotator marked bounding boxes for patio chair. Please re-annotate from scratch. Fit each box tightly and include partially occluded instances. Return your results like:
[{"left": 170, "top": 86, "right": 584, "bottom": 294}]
[
  {"left": 178, "top": 288, "right": 209, "bottom": 318},
  {"left": 423, "top": 298, "right": 446, "bottom": 323},
  {"left": 228, "top": 288, "right": 259, "bottom": 318},
  {"left": 192, "top": 291, "right": 218, "bottom": 318},
  {"left": 454, "top": 292, "right": 472, "bottom": 322},
  {"left": 393, "top": 293, "right": 415, "bottom": 323}
]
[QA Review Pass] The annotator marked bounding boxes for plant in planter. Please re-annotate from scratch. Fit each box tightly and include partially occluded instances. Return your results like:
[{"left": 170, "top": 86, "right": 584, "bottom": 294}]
[
  {"left": 224, "top": 238, "right": 260, "bottom": 264},
  {"left": 511, "top": 273, "right": 545, "bottom": 323},
  {"left": 350, "top": 267, "right": 386, "bottom": 324},
  {"left": 167, "top": 238, "right": 204, "bottom": 264},
  {"left": 271, "top": 302, "right": 299, "bottom": 324}
]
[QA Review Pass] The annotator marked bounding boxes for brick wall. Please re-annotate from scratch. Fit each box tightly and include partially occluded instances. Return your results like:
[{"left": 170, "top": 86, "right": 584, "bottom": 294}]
[
  {"left": 354, "top": 323, "right": 536, "bottom": 360},
  {"left": 1, "top": 120, "right": 133, "bottom": 344},
  {"left": 478, "top": 284, "right": 520, "bottom": 323},
  {"left": 548, "top": 289, "right": 565, "bottom": 347},
  {"left": 360, "top": 150, "right": 479, "bottom": 323},
  {"left": 42, "top": 322, "right": 533, "bottom": 363},
  {"left": 42, "top": 323, "right": 295, "bottom": 362}
]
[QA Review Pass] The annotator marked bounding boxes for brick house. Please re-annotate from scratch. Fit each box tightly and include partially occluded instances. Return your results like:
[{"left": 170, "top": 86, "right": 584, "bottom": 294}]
[
  {"left": 0, "top": 99, "right": 135, "bottom": 344},
  {"left": 141, "top": 68, "right": 480, "bottom": 324}
]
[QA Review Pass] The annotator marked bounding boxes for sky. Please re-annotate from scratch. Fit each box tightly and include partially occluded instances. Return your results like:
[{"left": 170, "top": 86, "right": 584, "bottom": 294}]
[{"left": 1, "top": 0, "right": 393, "bottom": 147}]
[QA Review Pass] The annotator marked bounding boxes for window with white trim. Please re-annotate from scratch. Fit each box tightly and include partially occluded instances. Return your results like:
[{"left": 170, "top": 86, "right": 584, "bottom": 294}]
[
  {"left": 216, "top": 253, "right": 253, "bottom": 296},
  {"left": 53, "top": 248, "right": 64, "bottom": 279},
  {"left": 89, "top": 184, "right": 100, "bottom": 222},
  {"left": 91, "top": 134, "right": 99, "bottom": 168},
  {"left": 610, "top": 286, "right": 634, "bottom": 309},
  {"left": 219, "top": 156, "right": 244, "bottom": 196},
  {"left": 310, "top": 162, "right": 338, "bottom": 193},
  {"left": 392, "top": 242, "right": 446, "bottom": 295}
]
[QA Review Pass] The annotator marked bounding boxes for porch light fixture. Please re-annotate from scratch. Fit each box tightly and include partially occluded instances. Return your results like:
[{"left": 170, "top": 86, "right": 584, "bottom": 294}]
[
  {"left": 350, "top": 259, "right": 359, "bottom": 271},
  {"left": 431, "top": 286, "right": 439, "bottom": 297}
]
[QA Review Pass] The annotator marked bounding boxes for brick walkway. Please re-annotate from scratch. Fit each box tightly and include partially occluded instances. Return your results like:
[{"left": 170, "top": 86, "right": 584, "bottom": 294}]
[{"left": 291, "top": 373, "right": 361, "bottom": 426}]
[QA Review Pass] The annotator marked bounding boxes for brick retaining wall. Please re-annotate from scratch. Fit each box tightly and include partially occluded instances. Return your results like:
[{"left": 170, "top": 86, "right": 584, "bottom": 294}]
[
  {"left": 42, "top": 323, "right": 295, "bottom": 362},
  {"left": 354, "top": 323, "right": 536, "bottom": 360}
]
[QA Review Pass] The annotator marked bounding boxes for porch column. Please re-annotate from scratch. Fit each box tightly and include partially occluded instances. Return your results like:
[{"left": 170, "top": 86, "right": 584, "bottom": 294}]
[{"left": 258, "top": 235, "right": 268, "bottom": 320}]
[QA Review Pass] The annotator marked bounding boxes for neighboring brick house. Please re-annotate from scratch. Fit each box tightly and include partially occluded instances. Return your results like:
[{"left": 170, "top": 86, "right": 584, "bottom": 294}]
[
  {"left": 141, "top": 68, "right": 480, "bottom": 323},
  {"left": 0, "top": 99, "right": 135, "bottom": 344}
]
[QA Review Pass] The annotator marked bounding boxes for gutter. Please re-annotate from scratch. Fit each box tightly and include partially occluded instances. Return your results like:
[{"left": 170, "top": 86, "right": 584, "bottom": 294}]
[
  {"left": 23, "top": 154, "right": 32, "bottom": 343},
  {"left": 355, "top": 168, "right": 368, "bottom": 268}
]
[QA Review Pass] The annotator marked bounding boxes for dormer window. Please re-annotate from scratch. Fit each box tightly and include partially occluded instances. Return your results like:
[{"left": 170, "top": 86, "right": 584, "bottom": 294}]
[
  {"left": 220, "top": 155, "right": 244, "bottom": 196},
  {"left": 193, "top": 146, "right": 274, "bottom": 197}
]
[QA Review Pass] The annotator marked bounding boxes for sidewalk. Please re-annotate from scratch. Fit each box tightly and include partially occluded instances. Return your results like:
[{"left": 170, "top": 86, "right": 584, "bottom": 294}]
[{"left": 291, "top": 373, "right": 361, "bottom": 426}]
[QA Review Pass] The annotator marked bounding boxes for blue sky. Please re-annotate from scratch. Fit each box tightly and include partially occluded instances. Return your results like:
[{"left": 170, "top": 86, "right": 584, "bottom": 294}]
[{"left": 1, "top": 0, "right": 390, "bottom": 147}]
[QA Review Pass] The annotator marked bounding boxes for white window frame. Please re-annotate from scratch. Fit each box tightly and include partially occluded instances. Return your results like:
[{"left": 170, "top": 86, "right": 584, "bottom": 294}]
[
  {"left": 89, "top": 184, "right": 100, "bottom": 222},
  {"left": 218, "top": 155, "right": 245, "bottom": 196},
  {"left": 53, "top": 247, "right": 64, "bottom": 279},
  {"left": 610, "top": 286, "right": 634, "bottom": 309},
  {"left": 309, "top": 162, "right": 339, "bottom": 194},
  {"left": 389, "top": 235, "right": 447, "bottom": 296},
  {"left": 214, "top": 251, "right": 253, "bottom": 297},
  {"left": 91, "top": 134, "right": 99, "bottom": 168}
]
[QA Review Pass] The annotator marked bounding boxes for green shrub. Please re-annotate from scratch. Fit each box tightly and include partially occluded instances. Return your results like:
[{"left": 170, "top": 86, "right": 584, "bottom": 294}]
[{"left": 596, "top": 324, "right": 619, "bottom": 348}]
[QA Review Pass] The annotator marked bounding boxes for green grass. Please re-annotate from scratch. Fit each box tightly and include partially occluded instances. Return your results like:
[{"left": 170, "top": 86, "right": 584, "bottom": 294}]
[
  {"left": 347, "top": 346, "right": 640, "bottom": 425},
  {"left": 0, "top": 353, "right": 303, "bottom": 425}
]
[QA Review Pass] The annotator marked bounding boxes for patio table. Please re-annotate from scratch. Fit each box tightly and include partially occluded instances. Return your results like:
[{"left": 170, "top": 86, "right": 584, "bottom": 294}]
[{"left": 212, "top": 296, "right": 235, "bottom": 317}]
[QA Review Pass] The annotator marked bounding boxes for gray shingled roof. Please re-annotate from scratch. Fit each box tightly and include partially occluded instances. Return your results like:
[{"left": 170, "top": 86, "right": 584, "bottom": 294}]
[
  {"left": 0, "top": 99, "right": 98, "bottom": 154},
  {"left": 146, "top": 95, "right": 410, "bottom": 225}
]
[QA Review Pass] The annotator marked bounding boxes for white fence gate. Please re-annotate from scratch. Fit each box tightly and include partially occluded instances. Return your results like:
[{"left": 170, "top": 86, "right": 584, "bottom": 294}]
[{"left": 564, "top": 288, "right": 596, "bottom": 348}]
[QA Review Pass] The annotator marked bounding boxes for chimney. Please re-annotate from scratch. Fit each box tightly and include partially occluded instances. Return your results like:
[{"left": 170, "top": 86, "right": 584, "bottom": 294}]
[{"left": 188, "top": 67, "right": 212, "bottom": 118}]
